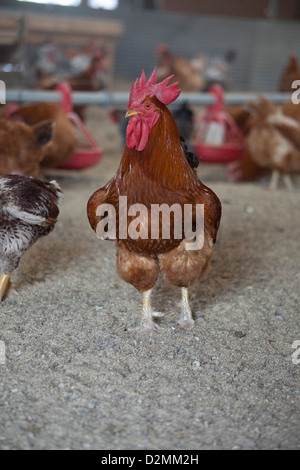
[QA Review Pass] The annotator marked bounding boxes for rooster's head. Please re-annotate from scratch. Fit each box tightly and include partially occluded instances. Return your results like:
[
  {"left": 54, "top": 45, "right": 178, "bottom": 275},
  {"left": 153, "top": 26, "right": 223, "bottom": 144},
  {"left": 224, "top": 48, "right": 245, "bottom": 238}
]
[{"left": 125, "top": 67, "right": 181, "bottom": 151}]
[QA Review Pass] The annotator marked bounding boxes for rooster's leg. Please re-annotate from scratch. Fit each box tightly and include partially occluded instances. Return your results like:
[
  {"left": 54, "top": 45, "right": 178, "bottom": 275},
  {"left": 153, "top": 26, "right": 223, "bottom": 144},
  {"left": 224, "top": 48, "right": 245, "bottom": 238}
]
[
  {"left": 139, "top": 289, "right": 161, "bottom": 332},
  {"left": 178, "top": 288, "right": 195, "bottom": 328},
  {"left": 0, "top": 274, "right": 10, "bottom": 302}
]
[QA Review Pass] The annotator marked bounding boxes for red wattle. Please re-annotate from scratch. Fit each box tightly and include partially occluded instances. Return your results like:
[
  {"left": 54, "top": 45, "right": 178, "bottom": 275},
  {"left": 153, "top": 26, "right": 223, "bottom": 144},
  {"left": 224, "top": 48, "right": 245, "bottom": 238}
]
[
  {"left": 126, "top": 113, "right": 159, "bottom": 151},
  {"left": 126, "top": 118, "right": 150, "bottom": 151}
]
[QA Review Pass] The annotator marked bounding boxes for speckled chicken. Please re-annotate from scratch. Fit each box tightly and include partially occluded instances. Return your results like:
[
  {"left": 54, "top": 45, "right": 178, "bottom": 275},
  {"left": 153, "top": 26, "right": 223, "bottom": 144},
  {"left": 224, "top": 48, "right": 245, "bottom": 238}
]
[{"left": 0, "top": 175, "right": 62, "bottom": 300}]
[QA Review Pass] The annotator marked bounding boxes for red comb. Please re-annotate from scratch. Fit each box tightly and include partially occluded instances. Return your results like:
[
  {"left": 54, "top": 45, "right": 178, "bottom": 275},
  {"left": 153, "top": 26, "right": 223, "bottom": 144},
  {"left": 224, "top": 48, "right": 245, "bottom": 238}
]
[{"left": 128, "top": 66, "right": 181, "bottom": 108}]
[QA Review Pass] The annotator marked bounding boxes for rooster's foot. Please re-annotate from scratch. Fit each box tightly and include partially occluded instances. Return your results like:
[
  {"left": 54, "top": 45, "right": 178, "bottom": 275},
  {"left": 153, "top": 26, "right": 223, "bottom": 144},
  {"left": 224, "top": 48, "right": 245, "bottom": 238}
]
[
  {"left": 136, "top": 319, "right": 161, "bottom": 333},
  {"left": 138, "top": 289, "right": 164, "bottom": 333},
  {"left": 178, "top": 317, "right": 195, "bottom": 329},
  {"left": 178, "top": 287, "right": 195, "bottom": 328}
]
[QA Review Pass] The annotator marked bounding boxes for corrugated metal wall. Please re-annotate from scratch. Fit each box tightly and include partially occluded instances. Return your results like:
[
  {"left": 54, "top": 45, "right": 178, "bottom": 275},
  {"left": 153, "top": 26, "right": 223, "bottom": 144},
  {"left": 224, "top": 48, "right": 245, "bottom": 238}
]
[
  {"left": 102, "top": 9, "right": 300, "bottom": 91},
  {"left": 2, "top": 4, "right": 300, "bottom": 91}
]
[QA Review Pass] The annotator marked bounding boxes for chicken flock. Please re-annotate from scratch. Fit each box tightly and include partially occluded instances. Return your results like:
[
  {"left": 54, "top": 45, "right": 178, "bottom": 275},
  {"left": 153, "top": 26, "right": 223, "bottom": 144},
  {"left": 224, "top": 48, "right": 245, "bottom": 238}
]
[{"left": 0, "top": 55, "right": 299, "bottom": 331}]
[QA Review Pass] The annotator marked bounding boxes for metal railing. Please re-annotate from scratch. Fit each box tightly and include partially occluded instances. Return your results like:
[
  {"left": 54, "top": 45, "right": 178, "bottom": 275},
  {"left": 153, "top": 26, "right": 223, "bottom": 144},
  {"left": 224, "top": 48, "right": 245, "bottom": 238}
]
[{"left": 5, "top": 89, "right": 293, "bottom": 106}]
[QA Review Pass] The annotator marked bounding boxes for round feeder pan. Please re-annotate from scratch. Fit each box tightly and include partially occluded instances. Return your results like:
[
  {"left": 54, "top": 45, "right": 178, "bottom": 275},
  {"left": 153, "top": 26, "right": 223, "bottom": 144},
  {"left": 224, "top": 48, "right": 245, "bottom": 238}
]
[
  {"left": 58, "top": 109, "right": 103, "bottom": 170},
  {"left": 58, "top": 147, "right": 103, "bottom": 170},
  {"left": 195, "top": 144, "right": 244, "bottom": 164}
]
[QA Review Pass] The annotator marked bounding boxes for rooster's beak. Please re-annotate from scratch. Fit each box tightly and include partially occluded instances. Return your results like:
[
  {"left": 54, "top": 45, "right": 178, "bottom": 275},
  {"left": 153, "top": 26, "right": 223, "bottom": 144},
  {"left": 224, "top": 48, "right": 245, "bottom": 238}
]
[{"left": 125, "top": 110, "right": 142, "bottom": 118}]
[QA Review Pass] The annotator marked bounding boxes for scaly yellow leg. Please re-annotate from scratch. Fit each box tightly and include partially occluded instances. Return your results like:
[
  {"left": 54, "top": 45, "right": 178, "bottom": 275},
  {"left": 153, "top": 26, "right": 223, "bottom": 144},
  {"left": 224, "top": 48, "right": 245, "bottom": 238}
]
[
  {"left": 0, "top": 274, "right": 10, "bottom": 302},
  {"left": 136, "top": 289, "right": 169, "bottom": 332},
  {"left": 139, "top": 289, "right": 160, "bottom": 332},
  {"left": 178, "top": 287, "right": 195, "bottom": 328}
]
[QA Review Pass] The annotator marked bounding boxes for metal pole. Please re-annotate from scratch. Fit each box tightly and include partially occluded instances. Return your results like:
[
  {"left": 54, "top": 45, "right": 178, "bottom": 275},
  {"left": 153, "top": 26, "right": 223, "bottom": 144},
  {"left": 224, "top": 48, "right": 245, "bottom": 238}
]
[{"left": 5, "top": 89, "right": 293, "bottom": 106}]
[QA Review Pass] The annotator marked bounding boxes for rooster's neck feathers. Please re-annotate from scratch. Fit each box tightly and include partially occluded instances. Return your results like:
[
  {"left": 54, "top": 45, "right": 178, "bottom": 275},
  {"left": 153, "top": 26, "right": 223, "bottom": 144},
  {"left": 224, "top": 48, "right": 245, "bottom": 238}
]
[{"left": 120, "top": 100, "right": 199, "bottom": 191}]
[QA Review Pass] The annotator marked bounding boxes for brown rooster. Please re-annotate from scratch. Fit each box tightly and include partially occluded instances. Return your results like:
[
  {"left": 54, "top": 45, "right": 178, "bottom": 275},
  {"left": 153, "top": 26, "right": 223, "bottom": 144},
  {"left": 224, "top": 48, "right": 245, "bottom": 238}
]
[{"left": 87, "top": 68, "right": 221, "bottom": 331}]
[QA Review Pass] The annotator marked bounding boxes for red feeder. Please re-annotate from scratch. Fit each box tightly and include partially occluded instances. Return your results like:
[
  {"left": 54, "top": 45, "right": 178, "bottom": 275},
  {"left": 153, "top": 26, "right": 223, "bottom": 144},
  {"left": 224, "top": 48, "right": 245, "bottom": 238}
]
[
  {"left": 55, "top": 82, "right": 102, "bottom": 170},
  {"left": 193, "top": 85, "right": 244, "bottom": 163}
]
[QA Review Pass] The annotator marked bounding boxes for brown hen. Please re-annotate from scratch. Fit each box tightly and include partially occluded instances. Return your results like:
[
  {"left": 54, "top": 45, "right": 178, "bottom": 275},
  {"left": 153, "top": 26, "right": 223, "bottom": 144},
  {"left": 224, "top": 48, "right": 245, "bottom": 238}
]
[
  {"left": 0, "top": 119, "right": 54, "bottom": 177},
  {"left": 246, "top": 97, "right": 300, "bottom": 189},
  {"left": 11, "top": 103, "right": 78, "bottom": 170}
]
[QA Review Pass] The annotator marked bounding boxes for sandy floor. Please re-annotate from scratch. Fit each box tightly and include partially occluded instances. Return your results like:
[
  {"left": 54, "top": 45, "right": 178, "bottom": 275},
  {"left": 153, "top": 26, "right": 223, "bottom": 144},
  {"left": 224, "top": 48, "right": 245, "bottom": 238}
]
[{"left": 0, "top": 105, "right": 299, "bottom": 450}]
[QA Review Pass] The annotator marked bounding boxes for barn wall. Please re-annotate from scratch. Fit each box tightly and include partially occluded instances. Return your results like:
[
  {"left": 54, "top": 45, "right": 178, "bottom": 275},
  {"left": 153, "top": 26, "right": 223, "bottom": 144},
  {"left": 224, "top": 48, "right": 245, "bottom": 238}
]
[
  {"left": 1, "top": 3, "right": 300, "bottom": 91},
  {"left": 107, "top": 10, "right": 300, "bottom": 91}
]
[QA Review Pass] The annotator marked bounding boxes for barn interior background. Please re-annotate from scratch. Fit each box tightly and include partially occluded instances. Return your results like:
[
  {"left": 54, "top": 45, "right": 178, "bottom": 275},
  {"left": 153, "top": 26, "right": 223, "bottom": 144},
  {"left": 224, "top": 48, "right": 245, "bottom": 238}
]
[
  {"left": 0, "top": 0, "right": 300, "bottom": 91},
  {"left": 0, "top": 0, "right": 300, "bottom": 452}
]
